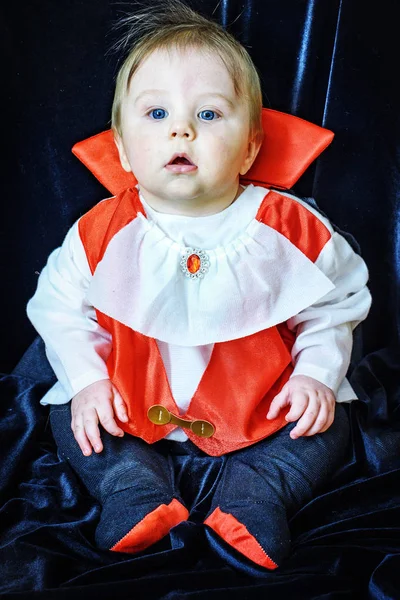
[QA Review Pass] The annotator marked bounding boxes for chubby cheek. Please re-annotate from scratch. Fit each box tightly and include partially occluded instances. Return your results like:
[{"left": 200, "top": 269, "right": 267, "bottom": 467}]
[
  {"left": 125, "top": 137, "right": 156, "bottom": 179},
  {"left": 205, "top": 135, "right": 245, "bottom": 177}
]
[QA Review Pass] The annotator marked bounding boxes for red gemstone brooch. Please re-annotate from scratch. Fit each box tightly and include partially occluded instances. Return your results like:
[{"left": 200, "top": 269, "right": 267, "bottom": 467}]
[{"left": 180, "top": 247, "right": 210, "bottom": 279}]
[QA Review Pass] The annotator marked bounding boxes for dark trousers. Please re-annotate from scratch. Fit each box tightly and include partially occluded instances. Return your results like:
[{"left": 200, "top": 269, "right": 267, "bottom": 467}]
[{"left": 50, "top": 402, "right": 349, "bottom": 570}]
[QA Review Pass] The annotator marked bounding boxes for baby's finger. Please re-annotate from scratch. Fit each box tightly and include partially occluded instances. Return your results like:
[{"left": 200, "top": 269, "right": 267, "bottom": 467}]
[
  {"left": 71, "top": 413, "right": 93, "bottom": 456},
  {"left": 97, "top": 404, "right": 125, "bottom": 438},
  {"left": 301, "top": 401, "right": 329, "bottom": 436},
  {"left": 290, "top": 397, "right": 319, "bottom": 439},
  {"left": 267, "top": 388, "right": 289, "bottom": 419},
  {"left": 285, "top": 392, "right": 309, "bottom": 423},
  {"left": 112, "top": 387, "right": 128, "bottom": 422},
  {"left": 318, "top": 401, "right": 336, "bottom": 433},
  {"left": 83, "top": 408, "right": 104, "bottom": 453}
]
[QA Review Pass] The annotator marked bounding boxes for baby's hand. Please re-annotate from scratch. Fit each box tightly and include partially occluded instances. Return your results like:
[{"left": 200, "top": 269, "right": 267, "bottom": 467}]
[
  {"left": 266, "top": 375, "right": 336, "bottom": 439},
  {"left": 71, "top": 379, "right": 128, "bottom": 456}
]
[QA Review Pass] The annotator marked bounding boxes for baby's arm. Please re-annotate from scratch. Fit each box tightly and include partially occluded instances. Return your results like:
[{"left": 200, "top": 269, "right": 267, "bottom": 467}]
[
  {"left": 268, "top": 229, "right": 371, "bottom": 438},
  {"left": 27, "top": 221, "right": 127, "bottom": 453}
]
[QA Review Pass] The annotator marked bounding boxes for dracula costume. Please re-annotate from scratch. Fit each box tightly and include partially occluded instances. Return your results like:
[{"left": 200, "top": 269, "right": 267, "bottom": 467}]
[{"left": 26, "top": 109, "right": 371, "bottom": 572}]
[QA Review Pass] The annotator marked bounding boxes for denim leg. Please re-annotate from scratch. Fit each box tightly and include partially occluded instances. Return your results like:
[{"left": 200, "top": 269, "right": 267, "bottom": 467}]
[
  {"left": 50, "top": 404, "right": 187, "bottom": 551},
  {"left": 205, "top": 403, "right": 350, "bottom": 571}
]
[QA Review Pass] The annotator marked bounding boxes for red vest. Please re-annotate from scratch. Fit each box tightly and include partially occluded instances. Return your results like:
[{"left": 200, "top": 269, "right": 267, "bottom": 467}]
[{"left": 78, "top": 186, "right": 331, "bottom": 456}]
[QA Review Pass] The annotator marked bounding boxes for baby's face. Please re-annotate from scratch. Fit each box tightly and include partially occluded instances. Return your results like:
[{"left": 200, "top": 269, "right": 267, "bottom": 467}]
[{"left": 115, "top": 47, "right": 260, "bottom": 215}]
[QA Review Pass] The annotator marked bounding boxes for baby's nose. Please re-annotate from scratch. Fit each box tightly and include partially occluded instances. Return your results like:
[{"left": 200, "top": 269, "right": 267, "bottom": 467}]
[{"left": 169, "top": 120, "right": 195, "bottom": 140}]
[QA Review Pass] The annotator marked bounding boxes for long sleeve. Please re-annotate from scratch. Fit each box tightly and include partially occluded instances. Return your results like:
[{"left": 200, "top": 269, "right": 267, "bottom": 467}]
[
  {"left": 287, "top": 230, "right": 372, "bottom": 395},
  {"left": 27, "top": 222, "right": 112, "bottom": 400}
]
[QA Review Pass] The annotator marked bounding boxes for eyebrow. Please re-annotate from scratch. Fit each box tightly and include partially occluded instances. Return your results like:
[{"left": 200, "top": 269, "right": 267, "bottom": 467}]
[
  {"left": 133, "top": 89, "right": 168, "bottom": 105},
  {"left": 133, "top": 90, "right": 235, "bottom": 109},
  {"left": 197, "top": 93, "right": 235, "bottom": 109}
]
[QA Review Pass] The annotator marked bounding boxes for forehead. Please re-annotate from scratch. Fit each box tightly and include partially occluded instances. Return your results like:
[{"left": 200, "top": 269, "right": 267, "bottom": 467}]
[{"left": 128, "top": 47, "right": 237, "bottom": 98}]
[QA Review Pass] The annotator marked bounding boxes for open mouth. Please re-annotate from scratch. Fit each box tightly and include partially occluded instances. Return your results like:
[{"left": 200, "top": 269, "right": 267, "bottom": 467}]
[
  {"left": 165, "top": 153, "right": 197, "bottom": 173},
  {"left": 172, "top": 157, "right": 192, "bottom": 165},
  {"left": 167, "top": 153, "right": 195, "bottom": 166}
]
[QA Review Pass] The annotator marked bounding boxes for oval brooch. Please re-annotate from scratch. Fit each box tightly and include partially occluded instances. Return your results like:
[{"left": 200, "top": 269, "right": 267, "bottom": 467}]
[{"left": 180, "top": 248, "right": 210, "bottom": 279}]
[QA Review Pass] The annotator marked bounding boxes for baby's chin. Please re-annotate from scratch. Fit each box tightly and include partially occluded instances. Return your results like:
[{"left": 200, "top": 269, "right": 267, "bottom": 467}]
[
  {"left": 139, "top": 178, "right": 241, "bottom": 215},
  {"left": 141, "top": 192, "right": 226, "bottom": 217}
]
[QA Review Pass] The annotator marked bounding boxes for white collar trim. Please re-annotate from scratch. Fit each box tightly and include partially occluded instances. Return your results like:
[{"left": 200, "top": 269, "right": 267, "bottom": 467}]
[{"left": 86, "top": 199, "right": 335, "bottom": 346}]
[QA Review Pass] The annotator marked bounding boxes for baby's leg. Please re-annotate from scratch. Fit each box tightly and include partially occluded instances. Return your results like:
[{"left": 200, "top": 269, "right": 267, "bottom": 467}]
[
  {"left": 50, "top": 404, "right": 188, "bottom": 553},
  {"left": 204, "top": 403, "right": 349, "bottom": 572}
]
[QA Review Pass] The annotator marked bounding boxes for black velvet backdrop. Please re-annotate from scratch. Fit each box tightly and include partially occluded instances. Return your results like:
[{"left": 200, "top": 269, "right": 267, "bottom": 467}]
[{"left": 2, "top": 1, "right": 400, "bottom": 597}]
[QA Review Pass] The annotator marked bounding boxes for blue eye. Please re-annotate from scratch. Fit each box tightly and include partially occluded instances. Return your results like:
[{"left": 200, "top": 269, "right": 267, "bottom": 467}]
[
  {"left": 198, "top": 110, "right": 218, "bottom": 121},
  {"left": 150, "top": 108, "right": 167, "bottom": 119}
]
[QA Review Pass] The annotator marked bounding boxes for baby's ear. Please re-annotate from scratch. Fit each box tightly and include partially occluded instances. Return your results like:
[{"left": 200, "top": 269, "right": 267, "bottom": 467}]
[
  {"left": 239, "top": 135, "right": 262, "bottom": 176},
  {"left": 113, "top": 132, "right": 132, "bottom": 173}
]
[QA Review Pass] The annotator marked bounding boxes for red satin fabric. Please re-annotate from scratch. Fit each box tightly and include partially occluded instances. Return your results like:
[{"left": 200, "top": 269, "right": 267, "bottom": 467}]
[
  {"left": 71, "top": 108, "right": 334, "bottom": 196},
  {"left": 182, "top": 330, "right": 293, "bottom": 456},
  {"left": 241, "top": 108, "right": 334, "bottom": 190},
  {"left": 205, "top": 507, "right": 278, "bottom": 569},
  {"left": 89, "top": 310, "right": 293, "bottom": 456},
  {"left": 78, "top": 188, "right": 144, "bottom": 265},
  {"left": 255, "top": 190, "right": 331, "bottom": 261},
  {"left": 111, "top": 499, "right": 189, "bottom": 553}
]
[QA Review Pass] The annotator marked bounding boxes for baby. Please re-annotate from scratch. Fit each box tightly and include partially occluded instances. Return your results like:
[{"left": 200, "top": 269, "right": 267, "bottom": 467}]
[{"left": 27, "top": 0, "right": 371, "bottom": 574}]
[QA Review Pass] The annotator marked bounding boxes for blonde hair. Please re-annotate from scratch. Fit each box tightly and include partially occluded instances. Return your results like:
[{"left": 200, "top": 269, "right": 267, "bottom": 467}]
[{"left": 111, "top": 0, "right": 263, "bottom": 144}]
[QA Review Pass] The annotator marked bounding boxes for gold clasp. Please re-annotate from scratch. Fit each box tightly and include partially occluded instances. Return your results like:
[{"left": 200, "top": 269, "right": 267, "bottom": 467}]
[{"left": 147, "top": 405, "right": 215, "bottom": 438}]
